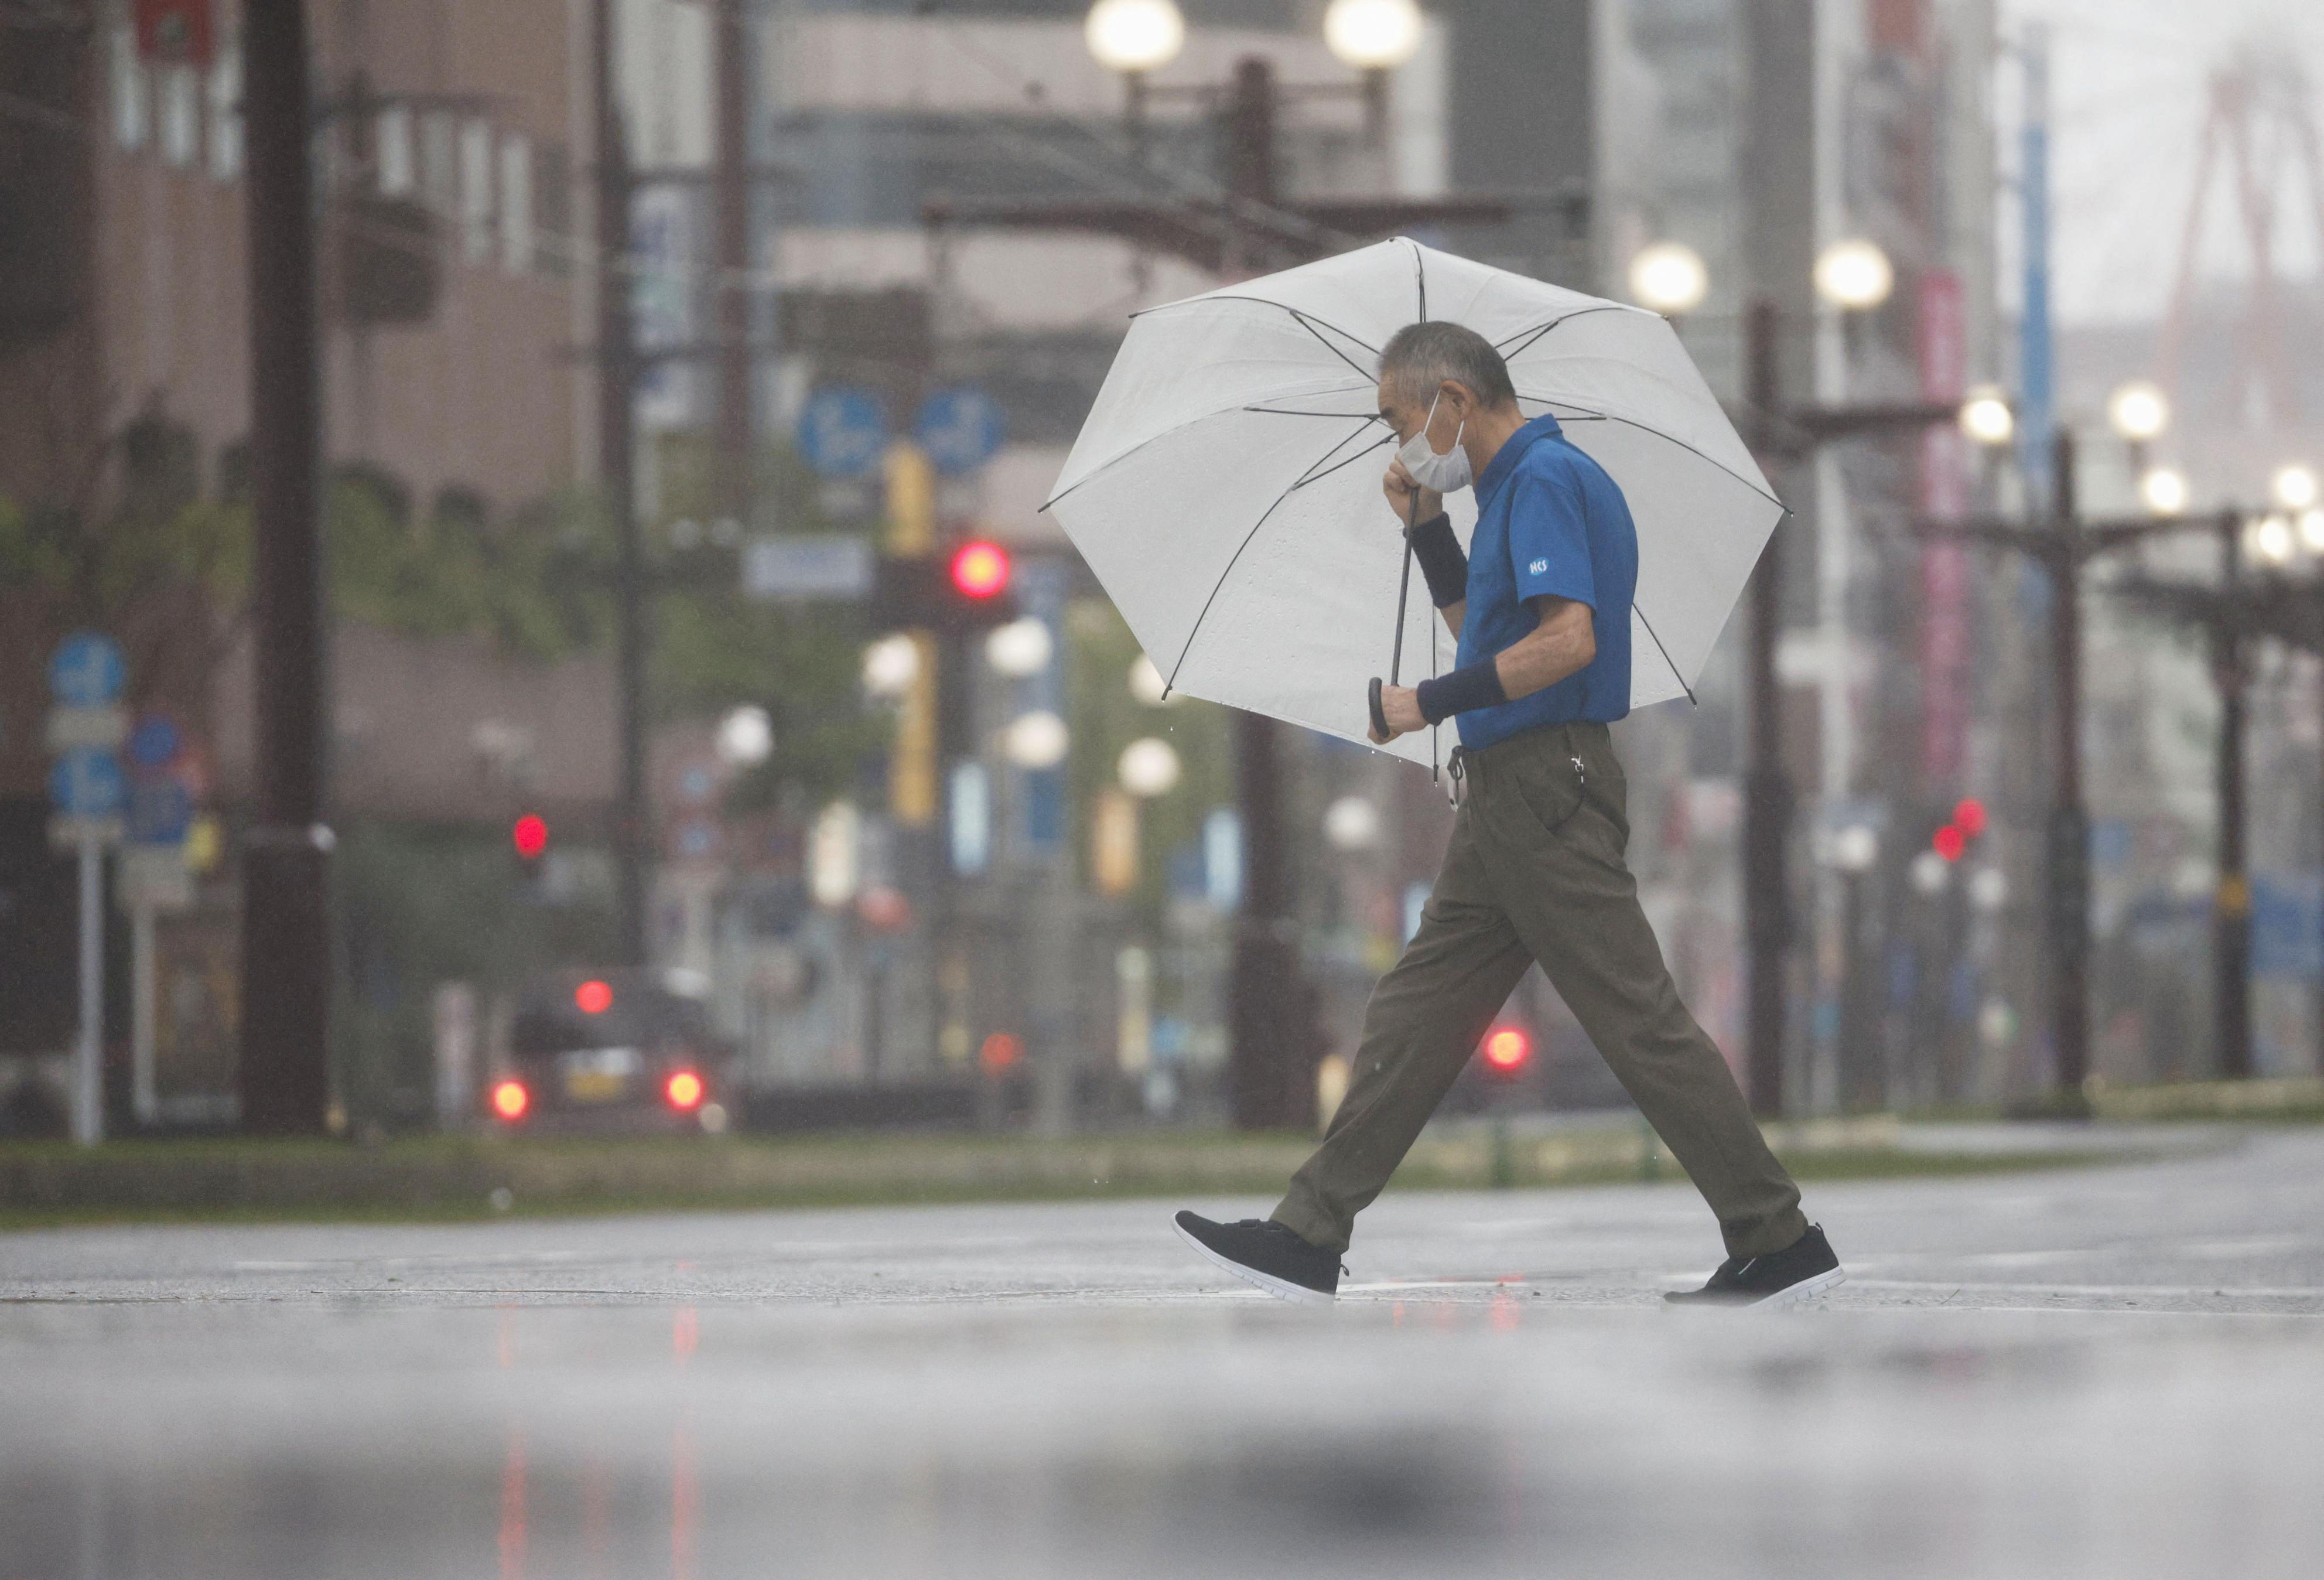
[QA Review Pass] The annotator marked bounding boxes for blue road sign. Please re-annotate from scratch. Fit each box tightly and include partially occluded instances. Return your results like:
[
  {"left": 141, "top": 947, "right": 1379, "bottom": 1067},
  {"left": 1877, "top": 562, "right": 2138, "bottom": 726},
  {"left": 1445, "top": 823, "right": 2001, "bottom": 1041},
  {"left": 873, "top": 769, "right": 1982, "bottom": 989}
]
[
  {"left": 48, "top": 632, "right": 126, "bottom": 707},
  {"left": 797, "top": 388, "right": 890, "bottom": 480},
  {"left": 915, "top": 386, "right": 1007, "bottom": 476},
  {"left": 128, "top": 714, "right": 183, "bottom": 771},
  {"left": 128, "top": 780, "right": 194, "bottom": 846},
  {"left": 49, "top": 748, "right": 126, "bottom": 818}
]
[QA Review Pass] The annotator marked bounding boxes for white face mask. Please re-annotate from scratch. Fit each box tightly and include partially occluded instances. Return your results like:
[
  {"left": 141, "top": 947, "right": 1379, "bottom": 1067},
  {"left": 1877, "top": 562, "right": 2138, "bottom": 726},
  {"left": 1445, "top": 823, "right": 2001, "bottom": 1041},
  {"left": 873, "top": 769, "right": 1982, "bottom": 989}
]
[{"left": 1396, "top": 390, "right": 1474, "bottom": 494}]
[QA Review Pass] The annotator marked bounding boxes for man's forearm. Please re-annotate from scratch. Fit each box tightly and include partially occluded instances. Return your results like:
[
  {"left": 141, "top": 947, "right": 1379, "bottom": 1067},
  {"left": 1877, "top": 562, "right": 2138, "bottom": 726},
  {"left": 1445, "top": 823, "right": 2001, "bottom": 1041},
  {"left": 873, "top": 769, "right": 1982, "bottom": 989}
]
[{"left": 1493, "top": 608, "right": 1595, "bottom": 700}]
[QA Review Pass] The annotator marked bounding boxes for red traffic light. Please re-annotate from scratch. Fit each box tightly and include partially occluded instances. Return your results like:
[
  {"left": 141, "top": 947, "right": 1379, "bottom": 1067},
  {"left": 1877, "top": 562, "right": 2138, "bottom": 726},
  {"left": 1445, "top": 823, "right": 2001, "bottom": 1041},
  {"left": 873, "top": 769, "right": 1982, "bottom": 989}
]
[
  {"left": 512, "top": 814, "right": 549, "bottom": 860},
  {"left": 1481, "top": 1025, "right": 1532, "bottom": 1074},
  {"left": 575, "top": 978, "right": 614, "bottom": 1015},
  {"left": 1932, "top": 824, "right": 1967, "bottom": 862},
  {"left": 490, "top": 1079, "right": 530, "bottom": 1122},
  {"left": 949, "top": 540, "right": 1011, "bottom": 599},
  {"left": 664, "top": 1070, "right": 705, "bottom": 1111},
  {"left": 979, "top": 1031, "right": 1023, "bottom": 1074},
  {"left": 1952, "top": 797, "right": 1987, "bottom": 838}
]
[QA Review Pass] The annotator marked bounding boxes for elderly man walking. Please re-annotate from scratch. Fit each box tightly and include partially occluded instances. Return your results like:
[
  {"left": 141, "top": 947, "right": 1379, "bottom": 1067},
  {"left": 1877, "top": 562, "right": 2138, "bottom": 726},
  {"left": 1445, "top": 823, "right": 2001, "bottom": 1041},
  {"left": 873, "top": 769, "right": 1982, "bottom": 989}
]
[{"left": 1174, "top": 322, "right": 1843, "bottom": 1308}]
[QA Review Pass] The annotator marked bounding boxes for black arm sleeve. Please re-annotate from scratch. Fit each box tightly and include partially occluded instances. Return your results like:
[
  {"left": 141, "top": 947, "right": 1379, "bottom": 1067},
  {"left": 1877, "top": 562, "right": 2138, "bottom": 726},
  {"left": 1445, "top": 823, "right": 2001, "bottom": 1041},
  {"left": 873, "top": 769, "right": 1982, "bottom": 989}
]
[
  {"left": 1414, "top": 658, "right": 1509, "bottom": 725},
  {"left": 1406, "top": 512, "right": 1468, "bottom": 609}
]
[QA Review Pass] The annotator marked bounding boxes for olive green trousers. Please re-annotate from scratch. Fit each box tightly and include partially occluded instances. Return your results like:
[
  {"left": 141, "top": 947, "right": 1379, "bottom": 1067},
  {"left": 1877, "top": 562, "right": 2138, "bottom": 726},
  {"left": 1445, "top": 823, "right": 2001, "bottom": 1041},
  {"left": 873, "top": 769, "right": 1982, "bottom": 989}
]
[{"left": 1272, "top": 721, "right": 1808, "bottom": 1260}]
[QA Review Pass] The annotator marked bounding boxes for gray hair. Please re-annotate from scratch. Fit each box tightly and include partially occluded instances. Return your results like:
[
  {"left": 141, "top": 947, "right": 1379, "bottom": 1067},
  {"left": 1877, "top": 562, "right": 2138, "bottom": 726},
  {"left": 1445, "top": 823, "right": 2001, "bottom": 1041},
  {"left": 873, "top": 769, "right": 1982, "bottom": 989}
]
[{"left": 1378, "top": 321, "right": 1517, "bottom": 409}]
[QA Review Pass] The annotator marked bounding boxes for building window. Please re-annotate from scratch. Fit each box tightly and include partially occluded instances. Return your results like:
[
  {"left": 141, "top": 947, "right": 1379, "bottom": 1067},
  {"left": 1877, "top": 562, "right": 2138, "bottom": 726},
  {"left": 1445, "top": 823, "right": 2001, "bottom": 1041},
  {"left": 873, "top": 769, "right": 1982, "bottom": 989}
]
[
  {"left": 535, "top": 143, "right": 572, "bottom": 279},
  {"left": 460, "top": 119, "right": 494, "bottom": 262},
  {"left": 376, "top": 104, "right": 415, "bottom": 196},
  {"left": 499, "top": 134, "right": 534, "bottom": 274},
  {"left": 159, "top": 65, "right": 199, "bottom": 166},
  {"left": 111, "top": 25, "right": 149, "bottom": 151},
  {"left": 208, "top": 37, "right": 242, "bottom": 180}
]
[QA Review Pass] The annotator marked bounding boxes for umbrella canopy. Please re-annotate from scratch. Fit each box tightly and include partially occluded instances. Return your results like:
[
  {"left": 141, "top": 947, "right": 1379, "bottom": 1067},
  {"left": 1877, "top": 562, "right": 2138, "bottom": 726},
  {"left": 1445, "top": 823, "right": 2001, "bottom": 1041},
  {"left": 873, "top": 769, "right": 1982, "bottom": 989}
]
[{"left": 1045, "top": 238, "right": 1782, "bottom": 767}]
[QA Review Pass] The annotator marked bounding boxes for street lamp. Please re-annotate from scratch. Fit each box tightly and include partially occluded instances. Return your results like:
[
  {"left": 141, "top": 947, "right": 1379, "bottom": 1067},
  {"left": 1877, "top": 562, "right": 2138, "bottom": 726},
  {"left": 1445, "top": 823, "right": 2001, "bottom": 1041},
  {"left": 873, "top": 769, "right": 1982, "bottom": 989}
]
[
  {"left": 1324, "top": 0, "right": 1424, "bottom": 69},
  {"left": 1003, "top": 710, "right": 1069, "bottom": 770},
  {"left": 862, "top": 633, "right": 921, "bottom": 698},
  {"left": 2250, "top": 513, "right": 2297, "bottom": 569},
  {"left": 985, "top": 617, "right": 1054, "bottom": 678},
  {"left": 1322, "top": 794, "right": 1383, "bottom": 852},
  {"left": 1084, "top": 0, "right": 1185, "bottom": 74},
  {"left": 1813, "top": 238, "right": 1894, "bottom": 311},
  {"left": 1959, "top": 384, "right": 2015, "bottom": 448},
  {"left": 2140, "top": 466, "right": 2190, "bottom": 517},
  {"left": 2107, "top": 380, "right": 2171, "bottom": 445},
  {"left": 1119, "top": 736, "right": 1182, "bottom": 798},
  {"left": 715, "top": 704, "right": 773, "bottom": 768},
  {"left": 2273, "top": 464, "right": 2319, "bottom": 513},
  {"left": 2300, "top": 509, "right": 2324, "bottom": 555},
  {"left": 1626, "top": 241, "right": 1710, "bottom": 318}
]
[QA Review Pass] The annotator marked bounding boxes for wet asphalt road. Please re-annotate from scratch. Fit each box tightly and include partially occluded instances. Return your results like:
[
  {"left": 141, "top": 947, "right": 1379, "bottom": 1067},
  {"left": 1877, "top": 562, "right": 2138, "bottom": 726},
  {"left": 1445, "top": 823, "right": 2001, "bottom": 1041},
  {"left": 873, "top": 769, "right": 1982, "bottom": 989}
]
[{"left": 6, "top": 1127, "right": 2323, "bottom": 1578}]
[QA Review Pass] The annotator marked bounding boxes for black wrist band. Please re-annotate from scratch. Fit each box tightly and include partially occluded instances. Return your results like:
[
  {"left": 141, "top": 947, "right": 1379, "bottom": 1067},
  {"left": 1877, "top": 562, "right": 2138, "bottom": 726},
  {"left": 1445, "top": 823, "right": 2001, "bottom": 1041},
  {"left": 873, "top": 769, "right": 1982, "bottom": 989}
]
[
  {"left": 1406, "top": 512, "right": 1468, "bottom": 608},
  {"left": 1414, "top": 658, "right": 1508, "bottom": 725}
]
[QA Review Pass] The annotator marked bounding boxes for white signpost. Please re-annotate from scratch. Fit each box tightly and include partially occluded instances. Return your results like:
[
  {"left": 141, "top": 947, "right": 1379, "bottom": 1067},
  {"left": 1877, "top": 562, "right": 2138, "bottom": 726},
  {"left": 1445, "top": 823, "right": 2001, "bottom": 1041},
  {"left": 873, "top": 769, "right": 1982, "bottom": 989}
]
[{"left": 46, "top": 632, "right": 128, "bottom": 1146}]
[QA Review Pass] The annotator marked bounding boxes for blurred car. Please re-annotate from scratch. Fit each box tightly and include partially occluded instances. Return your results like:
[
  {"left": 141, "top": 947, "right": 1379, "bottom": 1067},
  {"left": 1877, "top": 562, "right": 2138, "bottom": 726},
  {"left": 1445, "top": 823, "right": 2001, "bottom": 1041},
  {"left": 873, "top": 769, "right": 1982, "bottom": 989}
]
[{"left": 487, "top": 968, "right": 733, "bottom": 1134}]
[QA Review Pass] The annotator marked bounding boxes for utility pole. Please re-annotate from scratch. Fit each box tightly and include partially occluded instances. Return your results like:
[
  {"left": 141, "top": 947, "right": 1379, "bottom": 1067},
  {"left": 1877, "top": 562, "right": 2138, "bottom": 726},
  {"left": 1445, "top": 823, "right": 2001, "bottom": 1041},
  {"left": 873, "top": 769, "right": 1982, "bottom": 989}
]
[
  {"left": 923, "top": 57, "right": 1506, "bottom": 1130},
  {"left": 236, "top": 0, "right": 333, "bottom": 1135},
  {"left": 1741, "top": 297, "right": 1792, "bottom": 1120},
  {"left": 2045, "top": 428, "right": 2090, "bottom": 1100},
  {"left": 593, "top": 0, "right": 648, "bottom": 967},
  {"left": 713, "top": 0, "right": 754, "bottom": 523},
  {"left": 2211, "top": 510, "right": 2253, "bottom": 1078}
]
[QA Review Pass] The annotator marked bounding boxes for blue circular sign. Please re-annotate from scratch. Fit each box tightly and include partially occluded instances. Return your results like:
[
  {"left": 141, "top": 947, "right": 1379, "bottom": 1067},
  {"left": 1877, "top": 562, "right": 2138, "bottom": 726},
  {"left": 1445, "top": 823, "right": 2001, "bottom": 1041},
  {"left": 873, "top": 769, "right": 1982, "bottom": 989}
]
[
  {"left": 914, "top": 387, "right": 1007, "bottom": 476},
  {"left": 797, "top": 387, "right": 890, "bottom": 480},
  {"left": 129, "top": 714, "right": 184, "bottom": 770},
  {"left": 48, "top": 632, "right": 127, "bottom": 708},
  {"left": 49, "top": 748, "right": 127, "bottom": 818},
  {"left": 128, "top": 780, "right": 194, "bottom": 845}
]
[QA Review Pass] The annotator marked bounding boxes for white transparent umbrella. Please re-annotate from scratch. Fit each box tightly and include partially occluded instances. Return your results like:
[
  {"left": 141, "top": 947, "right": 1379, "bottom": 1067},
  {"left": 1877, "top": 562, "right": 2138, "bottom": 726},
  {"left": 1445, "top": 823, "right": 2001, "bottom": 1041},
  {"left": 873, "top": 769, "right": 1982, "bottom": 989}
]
[{"left": 1045, "top": 237, "right": 1781, "bottom": 767}]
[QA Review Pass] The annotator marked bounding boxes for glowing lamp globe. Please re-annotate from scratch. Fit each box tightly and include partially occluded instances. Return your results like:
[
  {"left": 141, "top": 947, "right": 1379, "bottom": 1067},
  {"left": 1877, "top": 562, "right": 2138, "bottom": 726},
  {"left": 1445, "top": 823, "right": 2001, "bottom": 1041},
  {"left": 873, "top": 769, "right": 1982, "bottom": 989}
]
[
  {"left": 862, "top": 633, "right": 921, "bottom": 698},
  {"left": 1814, "top": 238, "right": 1894, "bottom": 310},
  {"left": 2273, "top": 465, "right": 2319, "bottom": 513},
  {"left": 985, "top": 617, "right": 1054, "bottom": 678},
  {"left": 1626, "top": 241, "right": 1709, "bottom": 316},
  {"left": 2139, "top": 467, "right": 2189, "bottom": 517},
  {"left": 1117, "top": 736, "right": 1182, "bottom": 798},
  {"left": 1085, "top": 0, "right": 1184, "bottom": 74},
  {"left": 2107, "top": 381, "right": 2169, "bottom": 443},
  {"left": 1958, "top": 385, "right": 2015, "bottom": 448},
  {"left": 1004, "top": 710, "right": 1069, "bottom": 770},
  {"left": 1324, "top": 0, "right": 1426, "bottom": 71}
]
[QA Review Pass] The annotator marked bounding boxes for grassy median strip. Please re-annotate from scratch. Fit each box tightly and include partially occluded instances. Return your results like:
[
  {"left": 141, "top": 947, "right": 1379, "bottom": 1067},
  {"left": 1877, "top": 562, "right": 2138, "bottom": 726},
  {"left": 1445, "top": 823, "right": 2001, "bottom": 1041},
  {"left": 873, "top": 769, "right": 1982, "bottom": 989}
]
[{"left": 0, "top": 1124, "right": 2133, "bottom": 1230}]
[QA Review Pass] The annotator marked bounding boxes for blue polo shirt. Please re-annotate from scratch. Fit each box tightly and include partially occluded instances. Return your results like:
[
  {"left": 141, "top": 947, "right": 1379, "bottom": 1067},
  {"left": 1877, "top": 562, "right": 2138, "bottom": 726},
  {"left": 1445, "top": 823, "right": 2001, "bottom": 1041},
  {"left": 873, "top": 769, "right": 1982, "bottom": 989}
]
[{"left": 1451, "top": 414, "right": 1636, "bottom": 749}]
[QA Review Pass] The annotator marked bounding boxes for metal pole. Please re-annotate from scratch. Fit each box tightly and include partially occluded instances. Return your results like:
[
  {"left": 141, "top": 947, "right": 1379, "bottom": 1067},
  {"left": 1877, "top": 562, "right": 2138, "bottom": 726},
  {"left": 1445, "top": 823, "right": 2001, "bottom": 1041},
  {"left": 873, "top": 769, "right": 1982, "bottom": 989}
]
[
  {"left": 594, "top": 0, "right": 648, "bottom": 967},
  {"left": 2214, "top": 509, "right": 2253, "bottom": 1077},
  {"left": 713, "top": 0, "right": 754, "bottom": 523},
  {"left": 73, "top": 838, "right": 102, "bottom": 1145},
  {"left": 132, "top": 896, "right": 157, "bottom": 1128},
  {"left": 1219, "top": 57, "right": 1308, "bottom": 1130},
  {"left": 2047, "top": 425, "right": 2091, "bottom": 1105},
  {"left": 2017, "top": 24, "right": 2055, "bottom": 506},
  {"left": 1742, "top": 295, "right": 1792, "bottom": 1119},
  {"left": 237, "top": 0, "right": 333, "bottom": 1135}
]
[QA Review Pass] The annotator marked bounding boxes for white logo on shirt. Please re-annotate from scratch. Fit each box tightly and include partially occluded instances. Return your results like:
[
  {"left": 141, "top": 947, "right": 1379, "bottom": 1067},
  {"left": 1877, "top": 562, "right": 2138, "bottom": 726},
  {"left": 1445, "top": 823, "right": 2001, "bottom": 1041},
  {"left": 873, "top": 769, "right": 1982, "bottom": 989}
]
[{"left": 1529, "top": 557, "right": 1549, "bottom": 575}]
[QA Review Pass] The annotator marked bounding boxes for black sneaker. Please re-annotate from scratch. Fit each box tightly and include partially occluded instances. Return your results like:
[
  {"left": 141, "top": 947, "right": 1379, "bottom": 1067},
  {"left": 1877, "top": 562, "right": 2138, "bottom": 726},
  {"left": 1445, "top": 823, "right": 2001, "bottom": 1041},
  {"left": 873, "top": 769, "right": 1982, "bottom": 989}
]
[
  {"left": 1664, "top": 1224, "right": 1845, "bottom": 1308},
  {"left": 1173, "top": 1211, "right": 1341, "bottom": 1306}
]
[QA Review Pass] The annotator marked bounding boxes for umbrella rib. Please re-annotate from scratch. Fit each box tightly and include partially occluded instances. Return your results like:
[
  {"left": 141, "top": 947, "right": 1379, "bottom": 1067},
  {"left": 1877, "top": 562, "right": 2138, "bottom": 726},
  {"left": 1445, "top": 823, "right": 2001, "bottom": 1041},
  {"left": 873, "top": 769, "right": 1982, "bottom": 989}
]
[
  {"left": 1632, "top": 600, "right": 1697, "bottom": 706},
  {"left": 1290, "top": 428, "right": 1393, "bottom": 489},
  {"left": 1518, "top": 397, "right": 1783, "bottom": 510},
  {"left": 1413, "top": 237, "right": 1427, "bottom": 321},
  {"left": 1164, "top": 418, "right": 1380, "bottom": 692},
  {"left": 1495, "top": 305, "right": 1635, "bottom": 360},
  {"left": 1130, "top": 295, "right": 1384, "bottom": 358}
]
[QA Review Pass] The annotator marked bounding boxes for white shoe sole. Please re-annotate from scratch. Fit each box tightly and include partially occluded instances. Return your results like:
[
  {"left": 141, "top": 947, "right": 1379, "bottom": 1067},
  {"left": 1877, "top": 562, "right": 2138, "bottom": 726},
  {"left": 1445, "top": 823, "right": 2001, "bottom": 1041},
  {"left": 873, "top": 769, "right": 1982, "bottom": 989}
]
[
  {"left": 1668, "top": 1265, "right": 1848, "bottom": 1310},
  {"left": 1173, "top": 1219, "right": 1337, "bottom": 1307}
]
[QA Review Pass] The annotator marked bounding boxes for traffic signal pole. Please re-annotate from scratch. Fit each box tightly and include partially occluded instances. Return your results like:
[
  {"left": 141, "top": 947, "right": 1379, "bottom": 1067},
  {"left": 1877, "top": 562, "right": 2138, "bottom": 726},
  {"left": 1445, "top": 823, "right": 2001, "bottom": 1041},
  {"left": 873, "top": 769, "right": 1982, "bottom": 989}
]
[
  {"left": 1741, "top": 298, "right": 1793, "bottom": 1120},
  {"left": 713, "top": 0, "right": 754, "bottom": 521},
  {"left": 2045, "top": 428, "right": 2091, "bottom": 1101},
  {"left": 2212, "top": 509, "right": 2254, "bottom": 1079},
  {"left": 593, "top": 0, "right": 649, "bottom": 967},
  {"left": 237, "top": 0, "right": 333, "bottom": 1134}
]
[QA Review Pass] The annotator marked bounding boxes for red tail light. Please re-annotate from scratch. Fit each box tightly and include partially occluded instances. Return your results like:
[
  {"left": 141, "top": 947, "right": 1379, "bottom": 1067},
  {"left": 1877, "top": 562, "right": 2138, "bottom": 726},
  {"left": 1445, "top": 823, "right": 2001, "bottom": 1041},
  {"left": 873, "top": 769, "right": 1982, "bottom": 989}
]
[
  {"left": 664, "top": 1070, "right": 705, "bottom": 1111},
  {"left": 490, "top": 1079, "right": 531, "bottom": 1122}
]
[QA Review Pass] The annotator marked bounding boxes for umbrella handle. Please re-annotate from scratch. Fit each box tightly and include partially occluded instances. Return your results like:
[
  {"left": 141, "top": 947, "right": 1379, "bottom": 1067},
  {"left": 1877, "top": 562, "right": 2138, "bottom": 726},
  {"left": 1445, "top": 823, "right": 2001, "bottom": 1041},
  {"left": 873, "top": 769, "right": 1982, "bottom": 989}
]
[{"left": 1368, "top": 675, "right": 1389, "bottom": 740}]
